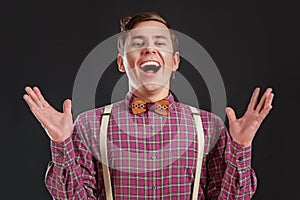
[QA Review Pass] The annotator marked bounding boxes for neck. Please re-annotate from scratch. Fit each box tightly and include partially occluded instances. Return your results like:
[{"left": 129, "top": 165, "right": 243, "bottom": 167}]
[{"left": 129, "top": 86, "right": 170, "bottom": 102}]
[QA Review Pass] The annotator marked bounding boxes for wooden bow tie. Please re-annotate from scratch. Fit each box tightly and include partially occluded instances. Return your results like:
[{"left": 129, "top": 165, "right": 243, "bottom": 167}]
[{"left": 131, "top": 97, "right": 170, "bottom": 115}]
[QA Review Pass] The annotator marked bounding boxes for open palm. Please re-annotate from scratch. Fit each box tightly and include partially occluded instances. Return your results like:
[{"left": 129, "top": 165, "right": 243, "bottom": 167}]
[
  {"left": 226, "top": 88, "right": 274, "bottom": 147},
  {"left": 23, "top": 86, "right": 73, "bottom": 142}
]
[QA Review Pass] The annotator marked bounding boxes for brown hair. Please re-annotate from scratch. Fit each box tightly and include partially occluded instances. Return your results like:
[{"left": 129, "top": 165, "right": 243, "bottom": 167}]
[{"left": 117, "top": 11, "right": 179, "bottom": 54}]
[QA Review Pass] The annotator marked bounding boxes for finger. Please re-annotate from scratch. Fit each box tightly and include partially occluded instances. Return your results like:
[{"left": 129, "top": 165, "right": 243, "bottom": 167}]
[
  {"left": 256, "top": 93, "right": 274, "bottom": 123},
  {"left": 255, "top": 88, "right": 272, "bottom": 112},
  {"left": 33, "top": 86, "right": 49, "bottom": 107},
  {"left": 25, "top": 86, "right": 42, "bottom": 107},
  {"left": 264, "top": 92, "right": 274, "bottom": 108},
  {"left": 63, "top": 99, "right": 72, "bottom": 114},
  {"left": 226, "top": 107, "right": 236, "bottom": 123},
  {"left": 247, "top": 87, "right": 260, "bottom": 111},
  {"left": 23, "top": 94, "right": 44, "bottom": 122},
  {"left": 23, "top": 93, "right": 37, "bottom": 110},
  {"left": 257, "top": 103, "right": 273, "bottom": 124}
]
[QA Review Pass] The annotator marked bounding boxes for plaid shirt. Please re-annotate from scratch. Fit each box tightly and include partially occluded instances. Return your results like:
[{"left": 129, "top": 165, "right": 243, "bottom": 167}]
[{"left": 45, "top": 92, "right": 257, "bottom": 199}]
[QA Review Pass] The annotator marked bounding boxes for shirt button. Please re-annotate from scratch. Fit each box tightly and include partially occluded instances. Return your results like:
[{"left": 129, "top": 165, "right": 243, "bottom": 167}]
[
  {"left": 152, "top": 186, "right": 156, "bottom": 190},
  {"left": 152, "top": 154, "right": 157, "bottom": 160},
  {"left": 238, "top": 156, "right": 245, "bottom": 161}
]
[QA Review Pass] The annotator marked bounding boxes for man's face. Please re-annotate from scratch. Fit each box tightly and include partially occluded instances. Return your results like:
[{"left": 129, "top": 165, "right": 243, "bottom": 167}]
[{"left": 117, "top": 20, "right": 180, "bottom": 95}]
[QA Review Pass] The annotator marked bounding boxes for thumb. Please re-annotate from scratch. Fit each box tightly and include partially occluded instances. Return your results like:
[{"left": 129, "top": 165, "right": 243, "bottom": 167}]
[
  {"left": 226, "top": 107, "right": 236, "bottom": 122},
  {"left": 63, "top": 99, "right": 72, "bottom": 114}
]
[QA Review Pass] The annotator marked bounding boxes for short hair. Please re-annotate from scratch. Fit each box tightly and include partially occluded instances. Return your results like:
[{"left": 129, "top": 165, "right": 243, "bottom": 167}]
[{"left": 117, "top": 11, "right": 179, "bottom": 54}]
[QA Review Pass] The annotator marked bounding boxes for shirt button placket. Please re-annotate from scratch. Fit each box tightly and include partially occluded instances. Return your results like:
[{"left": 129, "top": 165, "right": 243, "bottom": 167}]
[{"left": 150, "top": 152, "right": 157, "bottom": 196}]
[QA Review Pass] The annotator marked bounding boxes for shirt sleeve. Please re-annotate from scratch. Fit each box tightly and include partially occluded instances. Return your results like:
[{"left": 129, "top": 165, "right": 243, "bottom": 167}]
[
  {"left": 44, "top": 115, "right": 102, "bottom": 199},
  {"left": 205, "top": 118, "right": 257, "bottom": 199}
]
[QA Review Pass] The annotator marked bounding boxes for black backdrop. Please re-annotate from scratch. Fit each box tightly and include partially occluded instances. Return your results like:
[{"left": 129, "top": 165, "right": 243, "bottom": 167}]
[{"left": 2, "top": 0, "right": 299, "bottom": 199}]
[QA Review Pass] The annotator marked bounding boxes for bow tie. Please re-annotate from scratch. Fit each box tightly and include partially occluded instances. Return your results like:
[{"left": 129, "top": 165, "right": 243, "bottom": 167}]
[{"left": 131, "top": 97, "right": 170, "bottom": 115}]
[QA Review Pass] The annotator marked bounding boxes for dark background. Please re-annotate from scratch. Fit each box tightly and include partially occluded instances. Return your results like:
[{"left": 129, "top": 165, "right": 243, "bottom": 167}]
[{"left": 2, "top": 0, "right": 299, "bottom": 199}]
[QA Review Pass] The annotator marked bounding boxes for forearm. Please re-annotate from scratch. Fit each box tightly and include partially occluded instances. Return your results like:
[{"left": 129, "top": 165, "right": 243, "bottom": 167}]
[
  {"left": 206, "top": 129, "right": 257, "bottom": 200},
  {"left": 217, "top": 142, "right": 257, "bottom": 199},
  {"left": 45, "top": 136, "right": 98, "bottom": 199}
]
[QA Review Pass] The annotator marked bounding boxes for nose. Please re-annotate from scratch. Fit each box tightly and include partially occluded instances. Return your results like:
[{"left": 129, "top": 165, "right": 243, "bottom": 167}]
[
  {"left": 142, "top": 47, "right": 158, "bottom": 55},
  {"left": 141, "top": 39, "right": 158, "bottom": 55}
]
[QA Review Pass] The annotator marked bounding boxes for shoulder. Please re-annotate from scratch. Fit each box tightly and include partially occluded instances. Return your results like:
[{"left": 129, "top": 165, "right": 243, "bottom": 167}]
[
  {"left": 177, "top": 103, "right": 228, "bottom": 154},
  {"left": 175, "top": 102, "right": 224, "bottom": 123},
  {"left": 75, "top": 100, "right": 125, "bottom": 125}
]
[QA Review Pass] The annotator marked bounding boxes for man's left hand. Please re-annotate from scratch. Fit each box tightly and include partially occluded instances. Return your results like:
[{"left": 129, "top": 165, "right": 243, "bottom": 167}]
[{"left": 225, "top": 87, "right": 274, "bottom": 147}]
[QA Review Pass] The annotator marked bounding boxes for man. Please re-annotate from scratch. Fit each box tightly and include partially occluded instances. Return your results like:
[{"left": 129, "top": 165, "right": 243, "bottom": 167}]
[{"left": 23, "top": 11, "right": 274, "bottom": 199}]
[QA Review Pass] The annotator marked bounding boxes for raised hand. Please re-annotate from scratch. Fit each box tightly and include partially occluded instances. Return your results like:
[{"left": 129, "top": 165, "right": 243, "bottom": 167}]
[
  {"left": 225, "top": 87, "right": 274, "bottom": 147},
  {"left": 23, "top": 86, "right": 73, "bottom": 143}
]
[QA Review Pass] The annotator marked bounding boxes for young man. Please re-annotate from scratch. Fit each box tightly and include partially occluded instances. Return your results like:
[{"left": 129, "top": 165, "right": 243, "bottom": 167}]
[{"left": 23, "top": 12, "right": 274, "bottom": 199}]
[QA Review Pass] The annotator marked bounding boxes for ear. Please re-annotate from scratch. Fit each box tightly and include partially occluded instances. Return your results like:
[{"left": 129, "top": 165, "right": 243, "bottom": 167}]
[
  {"left": 117, "top": 54, "right": 126, "bottom": 72},
  {"left": 172, "top": 51, "right": 180, "bottom": 72}
]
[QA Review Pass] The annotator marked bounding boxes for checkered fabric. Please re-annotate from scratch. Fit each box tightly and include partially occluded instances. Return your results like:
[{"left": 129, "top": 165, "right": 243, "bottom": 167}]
[{"left": 45, "top": 92, "right": 257, "bottom": 199}]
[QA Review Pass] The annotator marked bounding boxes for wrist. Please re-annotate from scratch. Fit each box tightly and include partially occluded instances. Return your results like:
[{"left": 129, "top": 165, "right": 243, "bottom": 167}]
[
  {"left": 232, "top": 138, "right": 252, "bottom": 147},
  {"left": 50, "top": 134, "right": 71, "bottom": 143}
]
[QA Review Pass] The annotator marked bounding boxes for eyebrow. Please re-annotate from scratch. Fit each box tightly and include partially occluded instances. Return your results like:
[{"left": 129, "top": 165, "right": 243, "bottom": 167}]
[
  {"left": 130, "top": 35, "right": 169, "bottom": 40},
  {"left": 154, "top": 35, "right": 169, "bottom": 40}
]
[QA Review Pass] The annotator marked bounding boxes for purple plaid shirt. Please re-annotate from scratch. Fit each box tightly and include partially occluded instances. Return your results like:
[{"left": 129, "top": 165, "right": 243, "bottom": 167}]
[{"left": 45, "top": 92, "right": 257, "bottom": 199}]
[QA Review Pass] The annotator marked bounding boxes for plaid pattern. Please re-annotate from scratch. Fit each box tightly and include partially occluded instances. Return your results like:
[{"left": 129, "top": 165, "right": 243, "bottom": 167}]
[{"left": 45, "top": 92, "right": 257, "bottom": 199}]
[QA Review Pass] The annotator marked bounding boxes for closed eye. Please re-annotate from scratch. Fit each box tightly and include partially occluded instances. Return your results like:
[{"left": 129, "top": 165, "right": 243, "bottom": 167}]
[
  {"left": 132, "top": 42, "right": 144, "bottom": 47},
  {"left": 156, "top": 42, "right": 166, "bottom": 46}
]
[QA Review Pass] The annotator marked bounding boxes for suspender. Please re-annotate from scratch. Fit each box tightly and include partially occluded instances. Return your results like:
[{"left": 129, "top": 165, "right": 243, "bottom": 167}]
[
  {"left": 99, "top": 104, "right": 113, "bottom": 200},
  {"left": 189, "top": 106, "right": 205, "bottom": 200},
  {"left": 99, "top": 104, "right": 204, "bottom": 200}
]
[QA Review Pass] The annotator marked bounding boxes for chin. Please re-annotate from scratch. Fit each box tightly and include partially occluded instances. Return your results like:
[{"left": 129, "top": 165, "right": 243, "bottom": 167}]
[{"left": 142, "top": 82, "right": 168, "bottom": 93}]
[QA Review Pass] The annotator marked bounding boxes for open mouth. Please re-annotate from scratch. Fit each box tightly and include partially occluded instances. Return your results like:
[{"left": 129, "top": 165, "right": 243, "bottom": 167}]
[{"left": 140, "top": 61, "right": 161, "bottom": 74}]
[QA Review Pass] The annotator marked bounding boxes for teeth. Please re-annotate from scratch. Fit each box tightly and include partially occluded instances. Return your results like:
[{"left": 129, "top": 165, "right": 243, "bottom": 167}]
[{"left": 140, "top": 61, "right": 160, "bottom": 67}]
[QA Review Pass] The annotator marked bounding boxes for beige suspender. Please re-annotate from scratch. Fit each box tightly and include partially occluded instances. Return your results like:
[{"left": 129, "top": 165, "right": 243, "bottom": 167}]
[
  {"left": 99, "top": 104, "right": 113, "bottom": 200},
  {"left": 190, "top": 106, "right": 205, "bottom": 200},
  {"left": 99, "top": 104, "right": 204, "bottom": 200}
]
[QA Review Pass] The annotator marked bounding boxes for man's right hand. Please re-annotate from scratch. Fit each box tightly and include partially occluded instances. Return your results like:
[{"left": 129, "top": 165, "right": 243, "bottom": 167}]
[{"left": 23, "top": 86, "right": 73, "bottom": 143}]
